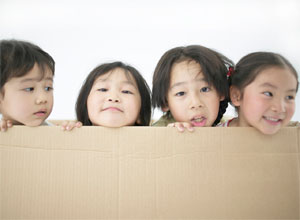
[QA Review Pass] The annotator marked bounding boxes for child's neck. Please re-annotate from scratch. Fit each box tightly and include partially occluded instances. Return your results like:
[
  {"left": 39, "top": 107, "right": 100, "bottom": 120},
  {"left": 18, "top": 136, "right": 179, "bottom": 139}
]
[
  {"left": 228, "top": 117, "right": 238, "bottom": 127},
  {"left": 231, "top": 117, "right": 250, "bottom": 127}
]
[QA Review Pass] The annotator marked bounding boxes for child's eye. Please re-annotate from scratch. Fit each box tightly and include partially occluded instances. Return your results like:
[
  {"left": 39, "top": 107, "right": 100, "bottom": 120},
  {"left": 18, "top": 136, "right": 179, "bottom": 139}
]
[
  {"left": 175, "top": 91, "right": 185, "bottom": 96},
  {"left": 24, "top": 87, "right": 34, "bottom": 92},
  {"left": 286, "top": 95, "right": 295, "bottom": 100},
  {"left": 263, "top": 91, "right": 273, "bottom": 97},
  {"left": 97, "top": 88, "right": 108, "bottom": 92},
  {"left": 122, "top": 90, "right": 133, "bottom": 94},
  {"left": 45, "top": 86, "right": 53, "bottom": 91},
  {"left": 200, "top": 87, "right": 210, "bottom": 92}
]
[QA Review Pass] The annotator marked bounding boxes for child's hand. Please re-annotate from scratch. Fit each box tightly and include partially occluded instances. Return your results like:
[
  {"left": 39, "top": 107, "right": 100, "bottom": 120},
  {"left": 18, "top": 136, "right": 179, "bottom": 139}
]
[
  {"left": 60, "top": 121, "right": 82, "bottom": 131},
  {"left": 0, "top": 119, "right": 13, "bottom": 132},
  {"left": 167, "top": 122, "right": 194, "bottom": 132}
]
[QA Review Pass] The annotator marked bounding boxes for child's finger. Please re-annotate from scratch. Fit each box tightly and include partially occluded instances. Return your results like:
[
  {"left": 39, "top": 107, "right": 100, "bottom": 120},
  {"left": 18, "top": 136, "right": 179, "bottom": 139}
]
[
  {"left": 65, "top": 122, "right": 75, "bottom": 131},
  {"left": 183, "top": 123, "right": 194, "bottom": 132},
  {"left": 167, "top": 122, "right": 184, "bottom": 132},
  {"left": 167, "top": 123, "right": 175, "bottom": 128},
  {"left": 75, "top": 121, "right": 82, "bottom": 128},
  {"left": 7, "top": 120, "right": 13, "bottom": 128},
  {"left": 175, "top": 123, "right": 185, "bottom": 132},
  {"left": 60, "top": 121, "right": 69, "bottom": 130},
  {"left": 0, "top": 120, "right": 8, "bottom": 132},
  {"left": 66, "top": 121, "right": 83, "bottom": 131}
]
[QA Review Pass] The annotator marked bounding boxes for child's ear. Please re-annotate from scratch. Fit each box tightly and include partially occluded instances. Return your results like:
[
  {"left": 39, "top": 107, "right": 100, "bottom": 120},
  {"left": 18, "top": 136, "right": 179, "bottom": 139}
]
[
  {"left": 162, "top": 106, "right": 169, "bottom": 112},
  {"left": 0, "top": 95, "right": 3, "bottom": 112},
  {"left": 0, "top": 92, "right": 3, "bottom": 103},
  {"left": 219, "top": 95, "right": 225, "bottom": 101},
  {"left": 230, "top": 86, "right": 242, "bottom": 107}
]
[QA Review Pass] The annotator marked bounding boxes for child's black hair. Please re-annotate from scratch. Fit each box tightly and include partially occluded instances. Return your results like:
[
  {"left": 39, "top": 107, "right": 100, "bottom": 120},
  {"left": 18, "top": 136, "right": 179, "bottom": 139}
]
[
  {"left": 0, "top": 39, "right": 55, "bottom": 93},
  {"left": 230, "top": 52, "right": 298, "bottom": 94}
]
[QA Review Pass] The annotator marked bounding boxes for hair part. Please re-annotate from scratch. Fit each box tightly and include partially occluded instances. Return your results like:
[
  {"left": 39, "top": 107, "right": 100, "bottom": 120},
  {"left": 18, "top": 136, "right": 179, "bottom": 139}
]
[
  {"left": 152, "top": 45, "right": 233, "bottom": 126},
  {"left": 76, "top": 61, "right": 151, "bottom": 126},
  {"left": 0, "top": 39, "right": 55, "bottom": 93}
]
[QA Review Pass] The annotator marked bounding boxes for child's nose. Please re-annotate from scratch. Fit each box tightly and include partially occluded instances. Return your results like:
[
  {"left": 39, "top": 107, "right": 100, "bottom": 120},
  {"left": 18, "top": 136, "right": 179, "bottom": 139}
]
[
  {"left": 35, "top": 93, "right": 48, "bottom": 104},
  {"left": 190, "top": 94, "right": 203, "bottom": 109},
  {"left": 107, "top": 93, "right": 120, "bottom": 103},
  {"left": 108, "top": 98, "right": 120, "bottom": 102},
  {"left": 271, "top": 99, "right": 285, "bottom": 113}
]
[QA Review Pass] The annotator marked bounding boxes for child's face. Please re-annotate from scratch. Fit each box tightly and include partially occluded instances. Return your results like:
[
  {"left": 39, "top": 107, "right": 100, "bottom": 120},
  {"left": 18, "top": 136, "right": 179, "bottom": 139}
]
[
  {"left": 164, "top": 60, "right": 223, "bottom": 127},
  {"left": 87, "top": 68, "right": 141, "bottom": 127},
  {"left": 0, "top": 64, "right": 54, "bottom": 126},
  {"left": 232, "top": 67, "right": 297, "bottom": 135}
]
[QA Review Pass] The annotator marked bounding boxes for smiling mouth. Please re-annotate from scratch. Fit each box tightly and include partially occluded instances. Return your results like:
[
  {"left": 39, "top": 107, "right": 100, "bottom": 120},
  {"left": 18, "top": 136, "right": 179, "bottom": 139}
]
[{"left": 263, "top": 116, "right": 282, "bottom": 124}]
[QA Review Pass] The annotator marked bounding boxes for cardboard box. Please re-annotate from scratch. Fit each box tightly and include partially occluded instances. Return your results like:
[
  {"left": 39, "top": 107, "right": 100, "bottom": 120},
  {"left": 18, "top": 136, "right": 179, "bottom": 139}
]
[{"left": 1, "top": 126, "right": 299, "bottom": 219}]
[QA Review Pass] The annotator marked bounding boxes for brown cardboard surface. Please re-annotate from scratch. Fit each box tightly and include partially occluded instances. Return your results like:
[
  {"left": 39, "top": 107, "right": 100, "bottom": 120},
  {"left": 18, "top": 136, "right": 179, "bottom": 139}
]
[{"left": 0, "top": 126, "right": 299, "bottom": 219}]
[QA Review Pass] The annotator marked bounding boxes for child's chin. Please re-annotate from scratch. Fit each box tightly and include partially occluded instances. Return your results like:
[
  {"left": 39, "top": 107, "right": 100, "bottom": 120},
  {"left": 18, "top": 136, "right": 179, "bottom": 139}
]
[
  {"left": 101, "top": 123, "right": 130, "bottom": 128},
  {"left": 258, "top": 127, "right": 280, "bottom": 135},
  {"left": 95, "top": 119, "right": 135, "bottom": 128},
  {"left": 95, "top": 122, "right": 125, "bottom": 128},
  {"left": 24, "top": 121, "right": 45, "bottom": 127}
]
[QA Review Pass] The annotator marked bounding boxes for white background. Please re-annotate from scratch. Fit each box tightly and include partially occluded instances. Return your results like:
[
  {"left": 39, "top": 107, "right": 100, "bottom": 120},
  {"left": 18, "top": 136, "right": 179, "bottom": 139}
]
[{"left": 1, "top": 0, "right": 299, "bottom": 121}]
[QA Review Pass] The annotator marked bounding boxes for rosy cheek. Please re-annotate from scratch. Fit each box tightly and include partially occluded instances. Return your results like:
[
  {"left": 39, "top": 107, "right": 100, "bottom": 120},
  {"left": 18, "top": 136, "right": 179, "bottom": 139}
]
[{"left": 288, "top": 105, "right": 296, "bottom": 117}]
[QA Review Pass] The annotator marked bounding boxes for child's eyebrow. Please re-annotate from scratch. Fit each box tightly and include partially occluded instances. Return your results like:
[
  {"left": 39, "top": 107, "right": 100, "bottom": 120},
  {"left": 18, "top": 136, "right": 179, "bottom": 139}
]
[
  {"left": 287, "top": 89, "right": 297, "bottom": 93},
  {"left": 121, "top": 81, "right": 138, "bottom": 89},
  {"left": 96, "top": 79, "right": 137, "bottom": 88},
  {"left": 170, "top": 82, "right": 187, "bottom": 90},
  {"left": 20, "top": 77, "right": 53, "bottom": 83},
  {"left": 44, "top": 77, "right": 54, "bottom": 82},
  {"left": 170, "top": 78, "right": 206, "bottom": 90},
  {"left": 260, "top": 82, "right": 297, "bottom": 92},
  {"left": 259, "top": 82, "right": 277, "bottom": 89}
]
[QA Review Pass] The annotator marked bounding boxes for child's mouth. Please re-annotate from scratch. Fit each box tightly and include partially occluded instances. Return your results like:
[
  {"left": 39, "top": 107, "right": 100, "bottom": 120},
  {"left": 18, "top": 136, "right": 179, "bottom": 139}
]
[
  {"left": 263, "top": 116, "right": 282, "bottom": 125},
  {"left": 34, "top": 110, "right": 47, "bottom": 117},
  {"left": 102, "top": 107, "right": 123, "bottom": 112},
  {"left": 191, "top": 117, "right": 207, "bottom": 127}
]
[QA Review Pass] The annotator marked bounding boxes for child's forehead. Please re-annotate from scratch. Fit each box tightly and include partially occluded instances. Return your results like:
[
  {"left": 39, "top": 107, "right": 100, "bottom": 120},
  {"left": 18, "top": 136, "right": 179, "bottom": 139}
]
[
  {"left": 21, "top": 64, "right": 53, "bottom": 80},
  {"left": 256, "top": 66, "right": 296, "bottom": 79},
  {"left": 9, "top": 64, "right": 53, "bottom": 84},
  {"left": 251, "top": 67, "right": 297, "bottom": 89},
  {"left": 95, "top": 68, "right": 136, "bottom": 84},
  {"left": 171, "top": 61, "right": 204, "bottom": 80}
]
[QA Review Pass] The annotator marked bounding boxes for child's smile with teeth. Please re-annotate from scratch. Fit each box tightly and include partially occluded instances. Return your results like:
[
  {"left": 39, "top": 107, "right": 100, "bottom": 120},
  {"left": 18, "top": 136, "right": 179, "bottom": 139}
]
[
  {"left": 263, "top": 116, "right": 281, "bottom": 122},
  {"left": 230, "top": 66, "right": 297, "bottom": 135}
]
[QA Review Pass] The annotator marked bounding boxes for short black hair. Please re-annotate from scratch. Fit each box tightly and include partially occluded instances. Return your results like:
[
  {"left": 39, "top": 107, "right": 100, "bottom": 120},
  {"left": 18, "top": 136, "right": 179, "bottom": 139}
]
[
  {"left": 76, "top": 61, "right": 151, "bottom": 126},
  {"left": 0, "top": 39, "right": 55, "bottom": 93}
]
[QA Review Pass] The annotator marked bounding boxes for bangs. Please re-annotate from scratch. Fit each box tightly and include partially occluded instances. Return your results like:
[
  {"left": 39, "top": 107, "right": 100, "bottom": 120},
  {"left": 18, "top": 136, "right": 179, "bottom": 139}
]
[{"left": 9, "top": 62, "right": 52, "bottom": 82}]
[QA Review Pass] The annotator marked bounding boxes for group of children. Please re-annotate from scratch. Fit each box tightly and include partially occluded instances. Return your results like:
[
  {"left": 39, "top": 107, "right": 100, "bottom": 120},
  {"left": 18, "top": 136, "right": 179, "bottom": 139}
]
[{"left": 0, "top": 39, "right": 298, "bottom": 135}]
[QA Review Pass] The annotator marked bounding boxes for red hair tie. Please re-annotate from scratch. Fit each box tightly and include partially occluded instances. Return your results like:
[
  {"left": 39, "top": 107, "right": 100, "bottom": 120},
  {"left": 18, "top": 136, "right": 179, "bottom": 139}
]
[{"left": 227, "top": 66, "right": 234, "bottom": 77}]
